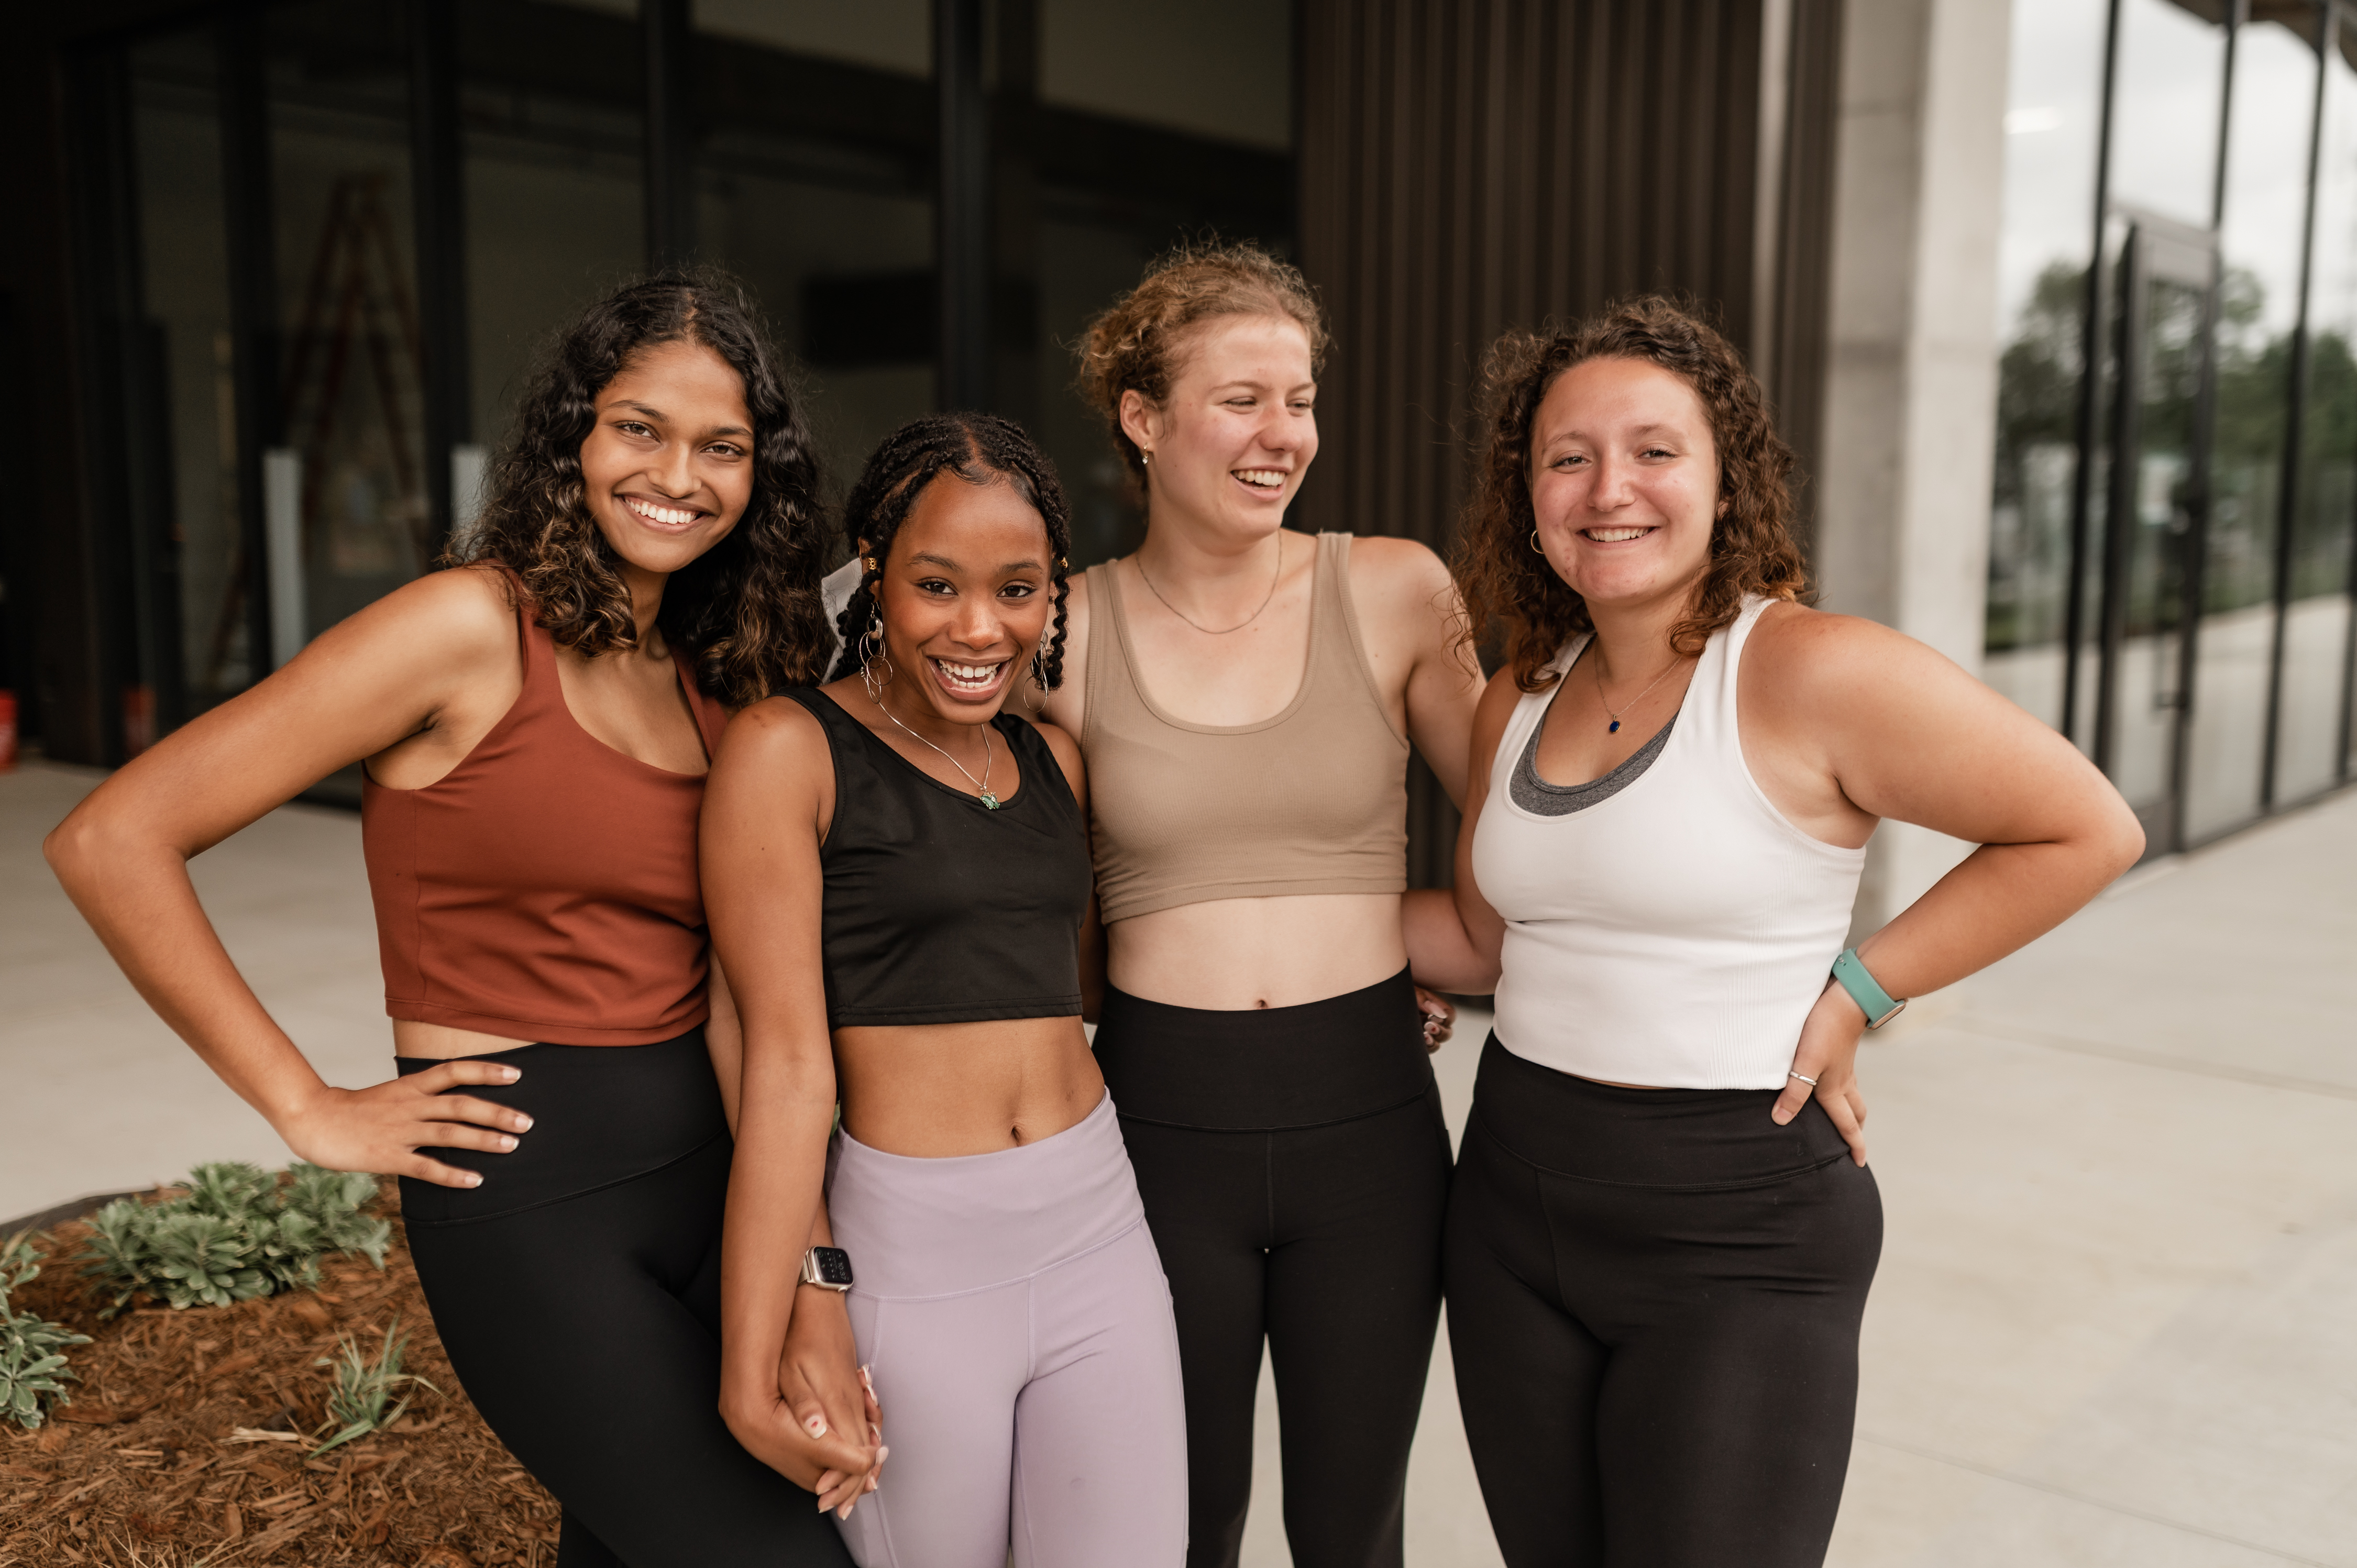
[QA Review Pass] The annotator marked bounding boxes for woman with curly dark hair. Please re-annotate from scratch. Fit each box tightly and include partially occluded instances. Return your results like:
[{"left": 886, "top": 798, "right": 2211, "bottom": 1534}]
[
  {"left": 1406, "top": 296, "right": 2143, "bottom": 1565},
  {"left": 703, "top": 413, "right": 1186, "bottom": 1565},
  {"left": 47, "top": 272, "right": 875, "bottom": 1565}
]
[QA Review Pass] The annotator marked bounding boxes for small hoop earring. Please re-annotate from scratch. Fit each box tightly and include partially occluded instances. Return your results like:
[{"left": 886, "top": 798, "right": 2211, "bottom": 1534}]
[
  {"left": 1021, "top": 649, "right": 1048, "bottom": 712},
  {"left": 1530, "top": 529, "right": 1545, "bottom": 555}
]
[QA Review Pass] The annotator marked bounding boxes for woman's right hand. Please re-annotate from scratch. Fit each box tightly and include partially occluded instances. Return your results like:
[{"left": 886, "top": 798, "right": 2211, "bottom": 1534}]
[
  {"left": 276, "top": 1061, "right": 535, "bottom": 1188},
  {"left": 777, "top": 1288, "right": 885, "bottom": 1516}
]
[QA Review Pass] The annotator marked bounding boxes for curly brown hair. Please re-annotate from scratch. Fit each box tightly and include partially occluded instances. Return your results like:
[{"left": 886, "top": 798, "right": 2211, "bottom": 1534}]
[
  {"left": 1073, "top": 238, "right": 1329, "bottom": 488},
  {"left": 446, "top": 269, "right": 832, "bottom": 708},
  {"left": 1453, "top": 296, "right": 1808, "bottom": 692}
]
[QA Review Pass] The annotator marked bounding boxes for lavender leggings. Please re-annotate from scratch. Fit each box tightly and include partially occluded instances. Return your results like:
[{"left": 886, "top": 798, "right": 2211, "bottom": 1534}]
[{"left": 824, "top": 1092, "right": 1188, "bottom": 1567}]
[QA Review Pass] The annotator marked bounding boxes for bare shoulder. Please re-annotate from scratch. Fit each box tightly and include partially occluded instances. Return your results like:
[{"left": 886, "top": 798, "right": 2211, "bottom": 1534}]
[
  {"left": 1744, "top": 600, "right": 1982, "bottom": 725},
  {"left": 715, "top": 691, "right": 830, "bottom": 768},
  {"left": 1471, "top": 664, "right": 1528, "bottom": 752},
  {"left": 1346, "top": 533, "right": 1455, "bottom": 604},
  {"left": 320, "top": 562, "right": 516, "bottom": 668}
]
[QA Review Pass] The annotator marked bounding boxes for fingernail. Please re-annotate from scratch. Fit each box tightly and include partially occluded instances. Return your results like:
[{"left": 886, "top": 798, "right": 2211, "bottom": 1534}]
[
  {"left": 516, "top": 1116, "right": 534, "bottom": 1130},
  {"left": 466, "top": 1173, "right": 483, "bottom": 1187},
  {"left": 838, "top": 1504, "right": 852, "bottom": 1521},
  {"left": 500, "top": 1067, "right": 521, "bottom": 1081},
  {"left": 807, "top": 1417, "right": 827, "bottom": 1436},
  {"left": 499, "top": 1135, "right": 517, "bottom": 1151},
  {"left": 877, "top": 1445, "right": 888, "bottom": 1462}
]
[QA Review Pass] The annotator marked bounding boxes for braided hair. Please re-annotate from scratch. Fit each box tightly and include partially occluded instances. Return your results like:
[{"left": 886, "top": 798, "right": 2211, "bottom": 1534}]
[{"left": 828, "top": 413, "right": 1075, "bottom": 689}]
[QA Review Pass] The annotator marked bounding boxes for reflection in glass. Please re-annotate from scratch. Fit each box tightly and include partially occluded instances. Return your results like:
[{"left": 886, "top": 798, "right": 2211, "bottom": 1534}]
[
  {"left": 687, "top": 18, "right": 935, "bottom": 504},
  {"left": 2279, "top": 14, "right": 2357, "bottom": 798},
  {"left": 266, "top": 2, "right": 428, "bottom": 666},
  {"left": 2105, "top": 264, "right": 2206, "bottom": 830},
  {"left": 2185, "top": 13, "right": 2317, "bottom": 842},
  {"left": 1986, "top": 0, "right": 2109, "bottom": 730},
  {"left": 2109, "top": 0, "right": 2228, "bottom": 227},
  {"left": 130, "top": 30, "right": 243, "bottom": 711}
]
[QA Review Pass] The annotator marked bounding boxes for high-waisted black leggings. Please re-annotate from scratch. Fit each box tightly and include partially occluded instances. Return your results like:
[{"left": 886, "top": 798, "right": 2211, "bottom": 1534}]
[
  {"left": 1445, "top": 1035, "right": 1882, "bottom": 1568},
  {"left": 397, "top": 1032, "right": 852, "bottom": 1568},
  {"left": 1094, "top": 971, "right": 1452, "bottom": 1568}
]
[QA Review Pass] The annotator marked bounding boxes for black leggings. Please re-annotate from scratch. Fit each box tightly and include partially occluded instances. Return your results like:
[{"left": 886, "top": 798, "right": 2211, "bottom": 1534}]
[
  {"left": 398, "top": 1033, "right": 852, "bottom": 1568},
  {"left": 1096, "top": 972, "right": 1452, "bottom": 1568},
  {"left": 1445, "top": 1035, "right": 1882, "bottom": 1568}
]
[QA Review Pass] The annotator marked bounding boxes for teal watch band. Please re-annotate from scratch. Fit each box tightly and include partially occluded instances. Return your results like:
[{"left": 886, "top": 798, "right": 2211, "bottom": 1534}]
[{"left": 1831, "top": 948, "right": 1907, "bottom": 1029}]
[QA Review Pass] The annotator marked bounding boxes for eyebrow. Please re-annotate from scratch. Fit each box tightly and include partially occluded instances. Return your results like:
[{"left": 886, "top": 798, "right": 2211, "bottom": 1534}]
[
  {"left": 907, "top": 551, "right": 1044, "bottom": 572},
  {"left": 609, "top": 400, "right": 751, "bottom": 438}
]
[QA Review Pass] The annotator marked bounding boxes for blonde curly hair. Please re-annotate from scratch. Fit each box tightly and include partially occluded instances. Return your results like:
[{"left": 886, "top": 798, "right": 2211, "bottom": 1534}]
[{"left": 1073, "top": 239, "right": 1329, "bottom": 488}]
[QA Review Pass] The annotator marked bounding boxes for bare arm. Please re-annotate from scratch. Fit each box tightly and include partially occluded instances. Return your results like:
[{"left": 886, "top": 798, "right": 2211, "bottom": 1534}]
[
  {"left": 1033, "top": 721, "right": 1106, "bottom": 1023},
  {"left": 1356, "top": 537, "right": 1485, "bottom": 809},
  {"left": 1403, "top": 668, "right": 1523, "bottom": 994},
  {"left": 1754, "top": 608, "right": 2145, "bottom": 1157},
  {"left": 42, "top": 567, "right": 534, "bottom": 1183},
  {"left": 701, "top": 698, "right": 877, "bottom": 1495}
]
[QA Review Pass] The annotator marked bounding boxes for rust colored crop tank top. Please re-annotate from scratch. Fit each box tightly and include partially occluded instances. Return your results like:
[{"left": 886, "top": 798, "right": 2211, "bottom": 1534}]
[
  {"left": 1083, "top": 532, "right": 1410, "bottom": 924},
  {"left": 360, "top": 573, "right": 730, "bottom": 1046}
]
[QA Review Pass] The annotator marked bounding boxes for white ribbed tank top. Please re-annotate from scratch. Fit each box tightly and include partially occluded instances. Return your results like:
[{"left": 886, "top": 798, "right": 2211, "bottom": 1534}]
[{"left": 1471, "top": 597, "right": 1868, "bottom": 1089}]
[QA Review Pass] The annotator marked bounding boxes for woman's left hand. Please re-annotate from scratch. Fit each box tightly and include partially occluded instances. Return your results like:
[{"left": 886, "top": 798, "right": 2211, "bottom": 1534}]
[
  {"left": 1414, "top": 986, "right": 1456, "bottom": 1052},
  {"left": 1771, "top": 978, "right": 1870, "bottom": 1166}
]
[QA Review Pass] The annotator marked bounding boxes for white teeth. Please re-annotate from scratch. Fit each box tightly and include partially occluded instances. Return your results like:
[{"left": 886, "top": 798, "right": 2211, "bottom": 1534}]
[
  {"left": 933, "top": 659, "right": 1004, "bottom": 685},
  {"left": 1233, "top": 469, "right": 1285, "bottom": 488},
  {"left": 627, "top": 497, "right": 697, "bottom": 526},
  {"left": 1584, "top": 526, "right": 1651, "bottom": 543}
]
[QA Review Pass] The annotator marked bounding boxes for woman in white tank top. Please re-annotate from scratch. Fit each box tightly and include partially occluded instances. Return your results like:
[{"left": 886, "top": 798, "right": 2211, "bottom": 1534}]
[{"left": 1405, "top": 299, "right": 2143, "bottom": 1568}]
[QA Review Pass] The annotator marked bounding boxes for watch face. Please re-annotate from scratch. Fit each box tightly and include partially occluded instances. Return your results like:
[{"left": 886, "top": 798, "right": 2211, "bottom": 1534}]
[{"left": 810, "top": 1246, "right": 854, "bottom": 1288}]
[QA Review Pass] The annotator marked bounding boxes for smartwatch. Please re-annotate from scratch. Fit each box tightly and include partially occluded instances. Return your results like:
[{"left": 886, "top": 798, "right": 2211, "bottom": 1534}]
[
  {"left": 799, "top": 1245, "right": 854, "bottom": 1292},
  {"left": 1830, "top": 948, "right": 1907, "bottom": 1030}
]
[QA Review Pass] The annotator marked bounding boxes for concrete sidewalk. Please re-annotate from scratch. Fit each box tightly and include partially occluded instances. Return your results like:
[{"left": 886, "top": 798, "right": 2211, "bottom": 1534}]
[{"left": 4, "top": 758, "right": 2353, "bottom": 1563}]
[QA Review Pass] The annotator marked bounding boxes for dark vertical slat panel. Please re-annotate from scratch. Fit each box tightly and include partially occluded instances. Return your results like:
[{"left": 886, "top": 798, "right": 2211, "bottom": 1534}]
[
  {"left": 409, "top": 0, "right": 469, "bottom": 553},
  {"left": 642, "top": 0, "right": 694, "bottom": 267},
  {"left": 1298, "top": 0, "right": 1777, "bottom": 885},
  {"left": 1771, "top": 0, "right": 1844, "bottom": 550},
  {"left": 935, "top": 0, "right": 990, "bottom": 411},
  {"left": 219, "top": 9, "right": 281, "bottom": 681}
]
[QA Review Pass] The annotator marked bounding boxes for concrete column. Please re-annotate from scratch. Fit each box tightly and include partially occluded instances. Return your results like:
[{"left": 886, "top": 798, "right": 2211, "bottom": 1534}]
[{"left": 1813, "top": 0, "right": 2013, "bottom": 934}]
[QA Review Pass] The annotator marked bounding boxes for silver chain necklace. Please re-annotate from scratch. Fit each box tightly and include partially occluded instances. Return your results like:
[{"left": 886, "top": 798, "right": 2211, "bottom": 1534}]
[
  {"left": 872, "top": 688, "right": 999, "bottom": 808},
  {"left": 1135, "top": 534, "right": 1284, "bottom": 635}
]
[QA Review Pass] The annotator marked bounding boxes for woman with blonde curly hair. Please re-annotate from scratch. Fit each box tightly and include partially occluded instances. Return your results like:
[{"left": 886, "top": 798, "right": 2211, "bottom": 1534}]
[
  {"left": 1407, "top": 297, "right": 2143, "bottom": 1565},
  {"left": 47, "top": 272, "right": 875, "bottom": 1565},
  {"left": 1038, "top": 240, "right": 1483, "bottom": 1568}
]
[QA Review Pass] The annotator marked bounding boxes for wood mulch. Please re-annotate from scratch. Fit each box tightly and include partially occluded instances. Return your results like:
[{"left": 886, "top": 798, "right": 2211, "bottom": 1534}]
[{"left": 0, "top": 1184, "right": 558, "bottom": 1567}]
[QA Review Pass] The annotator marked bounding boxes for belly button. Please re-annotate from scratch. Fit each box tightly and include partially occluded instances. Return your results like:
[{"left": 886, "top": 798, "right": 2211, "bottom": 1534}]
[{"left": 1254, "top": 999, "right": 1270, "bottom": 1009}]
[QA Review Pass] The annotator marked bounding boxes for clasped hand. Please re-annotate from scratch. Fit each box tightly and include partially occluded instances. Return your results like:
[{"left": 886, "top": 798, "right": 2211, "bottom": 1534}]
[{"left": 731, "top": 1289, "right": 884, "bottom": 1518}]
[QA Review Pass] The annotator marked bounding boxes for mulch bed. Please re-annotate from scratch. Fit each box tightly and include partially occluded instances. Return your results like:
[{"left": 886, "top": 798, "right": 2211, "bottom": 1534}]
[{"left": 1, "top": 1184, "right": 559, "bottom": 1566}]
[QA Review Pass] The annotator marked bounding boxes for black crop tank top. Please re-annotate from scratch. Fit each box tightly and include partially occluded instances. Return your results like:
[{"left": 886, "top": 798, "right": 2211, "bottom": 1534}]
[{"left": 784, "top": 688, "right": 1092, "bottom": 1028}]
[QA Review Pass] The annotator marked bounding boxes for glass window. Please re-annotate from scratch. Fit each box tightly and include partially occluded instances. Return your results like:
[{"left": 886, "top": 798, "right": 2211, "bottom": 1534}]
[
  {"left": 263, "top": 1, "right": 426, "bottom": 690},
  {"left": 690, "top": 6, "right": 937, "bottom": 504},
  {"left": 129, "top": 28, "right": 241, "bottom": 715},
  {"left": 1985, "top": 0, "right": 2111, "bottom": 730},
  {"left": 2280, "top": 8, "right": 2357, "bottom": 798},
  {"left": 2109, "top": 0, "right": 2229, "bottom": 227},
  {"left": 2185, "top": 9, "right": 2319, "bottom": 841},
  {"left": 459, "top": 1, "right": 646, "bottom": 462}
]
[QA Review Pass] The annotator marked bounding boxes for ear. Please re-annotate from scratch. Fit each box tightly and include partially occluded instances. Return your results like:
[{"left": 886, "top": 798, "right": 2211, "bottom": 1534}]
[{"left": 1117, "top": 389, "right": 1161, "bottom": 457}]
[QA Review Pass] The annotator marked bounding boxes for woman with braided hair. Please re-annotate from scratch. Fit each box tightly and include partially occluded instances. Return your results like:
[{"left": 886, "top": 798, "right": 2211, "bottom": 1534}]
[{"left": 705, "top": 412, "right": 1187, "bottom": 1567}]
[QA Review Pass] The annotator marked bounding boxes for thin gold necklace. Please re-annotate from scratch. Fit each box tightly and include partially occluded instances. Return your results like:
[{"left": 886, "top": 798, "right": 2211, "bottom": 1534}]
[
  {"left": 1590, "top": 644, "right": 1689, "bottom": 735},
  {"left": 872, "top": 687, "right": 999, "bottom": 808},
  {"left": 1135, "top": 534, "right": 1284, "bottom": 635}
]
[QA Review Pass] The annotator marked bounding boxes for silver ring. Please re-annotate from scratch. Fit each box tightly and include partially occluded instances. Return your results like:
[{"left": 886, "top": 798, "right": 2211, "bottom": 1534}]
[{"left": 1788, "top": 1070, "right": 1819, "bottom": 1087}]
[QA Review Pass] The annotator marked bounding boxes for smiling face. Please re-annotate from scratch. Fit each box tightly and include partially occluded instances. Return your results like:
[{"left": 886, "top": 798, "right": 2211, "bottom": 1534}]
[
  {"left": 1527, "top": 355, "right": 1725, "bottom": 614},
  {"left": 577, "top": 339, "right": 755, "bottom": 579},
  {"left": 1120, "top": 313, "right": 1318, "bottom": 545},
  {"left": 868, "top": 473, "right": 1055, "bottom": 726}
]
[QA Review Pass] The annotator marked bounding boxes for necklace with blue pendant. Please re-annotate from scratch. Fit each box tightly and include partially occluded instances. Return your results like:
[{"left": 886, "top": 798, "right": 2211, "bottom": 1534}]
[{"left": 1594, "top": 648, "right": 1688, "bottom": 735}]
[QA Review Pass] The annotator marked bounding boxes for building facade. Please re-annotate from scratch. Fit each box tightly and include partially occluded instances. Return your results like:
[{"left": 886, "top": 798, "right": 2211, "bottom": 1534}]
[{"left": 9, "top": 0, "right": 2349, "bottom": 892}]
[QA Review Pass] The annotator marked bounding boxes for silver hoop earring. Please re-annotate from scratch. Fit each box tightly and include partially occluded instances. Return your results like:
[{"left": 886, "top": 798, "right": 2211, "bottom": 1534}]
[
  {"left": 1530, "top": 529, "right": 1545, "bottom": 555},
  {"left": 858, "top": 611, "right": 894, "bottom": 703}
]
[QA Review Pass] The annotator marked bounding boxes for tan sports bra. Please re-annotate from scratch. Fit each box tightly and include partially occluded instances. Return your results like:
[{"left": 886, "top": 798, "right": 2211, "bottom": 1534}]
[{"left": 1083, "top": 532, "right": 1410, "bottom": 924}]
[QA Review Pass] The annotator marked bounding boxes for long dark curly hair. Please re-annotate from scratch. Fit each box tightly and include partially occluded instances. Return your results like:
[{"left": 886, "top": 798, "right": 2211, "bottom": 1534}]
[
  {"left": 446, "top": 269, "right": 832, "bottom": 706},
  {"left": 1453, "top": 296, "right": 1809, "bottom": 692},
  {"left": 827, "top": 414, "right": 1074, "bottom": 689}
]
